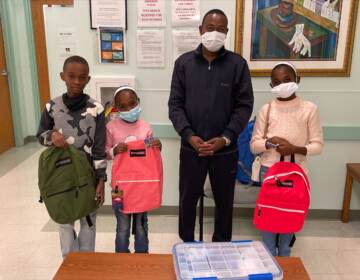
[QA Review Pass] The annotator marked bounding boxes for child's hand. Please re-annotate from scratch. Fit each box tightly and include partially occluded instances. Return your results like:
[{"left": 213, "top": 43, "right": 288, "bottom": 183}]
[
  {"left": 51, "top": 131, "right": 68, "bottom": 148},
  {"left": 276, "top": 142, "right": 296, "bottom": 156},
  {"left": 114, "top": 143, "right": 128, "bottom": 156},
  {"left": 148, "top": 138, "right": 162, "bottom": 151},
  {"left": 95, "top": 179, "right": 105, "bottom": 206},
  {"left": 268, "top": 136, "right": 295, "bottom": 156}
]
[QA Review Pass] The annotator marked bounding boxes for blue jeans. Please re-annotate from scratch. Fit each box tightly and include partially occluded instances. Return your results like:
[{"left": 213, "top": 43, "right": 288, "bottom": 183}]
[
  {"left": 259, "top": 166, "right": 294, "bottom": 257},
  {"left": 114, "top": 208, "right": 149, "bottom": 253}
]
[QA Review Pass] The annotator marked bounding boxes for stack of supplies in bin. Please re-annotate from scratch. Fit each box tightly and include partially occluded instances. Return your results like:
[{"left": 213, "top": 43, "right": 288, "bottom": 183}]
[{"left": 172, "top": 241, "right": 282, "bottom": 280}]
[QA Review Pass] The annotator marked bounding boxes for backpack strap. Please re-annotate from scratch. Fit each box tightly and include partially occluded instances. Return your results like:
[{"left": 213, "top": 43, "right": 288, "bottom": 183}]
[
  {"left": 263, "top": 102, "right": 272, "bottom": 139},
  {"left": 280, "top": 154, "right": 295, "bottom": 163},
  {"left": 86, "top": 215, "right": 94, "bottom": 227}
]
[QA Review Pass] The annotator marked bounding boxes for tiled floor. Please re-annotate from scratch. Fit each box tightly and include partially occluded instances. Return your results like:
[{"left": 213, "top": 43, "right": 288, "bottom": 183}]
[{"left": 0, "top": 144, "right": 359, "bottom": 279}]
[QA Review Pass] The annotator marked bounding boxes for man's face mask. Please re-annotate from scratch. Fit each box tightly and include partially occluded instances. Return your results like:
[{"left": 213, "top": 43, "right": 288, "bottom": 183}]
[
  {"left": 117, "top": 105, "right": 142, "bottom": 123},
  {"left": 271, "top": 82, "right": 298, "bottom": 99},
  {"left": 201, "top": 31, "right": 226, "bottom": 52}
]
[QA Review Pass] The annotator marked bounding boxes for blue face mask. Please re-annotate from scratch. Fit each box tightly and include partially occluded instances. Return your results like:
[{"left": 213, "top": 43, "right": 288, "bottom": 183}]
[{"left": 118, "top": 105, "right": 142, "bottom": 123}]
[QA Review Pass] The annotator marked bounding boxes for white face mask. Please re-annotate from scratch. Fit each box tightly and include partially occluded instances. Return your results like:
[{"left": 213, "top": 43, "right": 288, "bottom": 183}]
[
  {"left": 271, "top": 82, "right": 298, "bottom": 99},
  {"left": 201, "top": 31, "right": 226, "bottom": 52}
]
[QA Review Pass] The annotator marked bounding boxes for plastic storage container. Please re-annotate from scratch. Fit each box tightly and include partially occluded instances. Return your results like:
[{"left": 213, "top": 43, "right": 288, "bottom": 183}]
[{"left": 172, "top": 241, "right": 283, "bottom": 280}]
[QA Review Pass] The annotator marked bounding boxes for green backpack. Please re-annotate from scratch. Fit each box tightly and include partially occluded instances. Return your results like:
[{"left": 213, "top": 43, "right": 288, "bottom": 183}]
[{"left": 38, "top": 145, "right": 99, "bottom": 224}]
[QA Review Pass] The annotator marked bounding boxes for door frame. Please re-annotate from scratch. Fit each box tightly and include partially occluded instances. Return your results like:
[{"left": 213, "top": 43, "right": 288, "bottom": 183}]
[
  {"left": 0, "top": 18, "right": 15, "bottom": 152},
  {"left": 31, "top": 0, "right": 74, "bottom": 110}
]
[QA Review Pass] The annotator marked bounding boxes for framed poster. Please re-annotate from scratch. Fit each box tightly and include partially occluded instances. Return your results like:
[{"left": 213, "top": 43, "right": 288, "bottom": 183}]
[
  {"left": 98, "top": 27, "right": 125, "bottom": 63},
  {"left": 90, "top": 0, "right": 127, "bottom": 29},
  {"left": 235, "top": 0, "right": 359, "bottom": 76}
]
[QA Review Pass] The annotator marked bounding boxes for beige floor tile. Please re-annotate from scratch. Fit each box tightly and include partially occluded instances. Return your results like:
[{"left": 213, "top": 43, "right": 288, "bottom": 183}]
[{"left": 2, "top": 143, "right": 360, "bottom": 279}]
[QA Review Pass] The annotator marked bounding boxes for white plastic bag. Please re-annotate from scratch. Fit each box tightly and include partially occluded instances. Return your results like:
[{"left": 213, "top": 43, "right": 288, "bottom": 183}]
[{"left": 251, "top": 156, "right": 261, "bottom": 183}]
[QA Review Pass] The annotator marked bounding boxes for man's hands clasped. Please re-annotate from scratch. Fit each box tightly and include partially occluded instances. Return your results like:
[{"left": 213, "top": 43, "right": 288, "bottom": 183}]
[{"left": 188, "top": 136, "right": 226, "bottom": 157}]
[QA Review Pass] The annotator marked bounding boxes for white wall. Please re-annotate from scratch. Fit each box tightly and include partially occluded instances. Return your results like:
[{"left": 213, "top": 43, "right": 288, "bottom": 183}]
[{"left": 43, "top": 0, "right": 360, "bottom": 209}]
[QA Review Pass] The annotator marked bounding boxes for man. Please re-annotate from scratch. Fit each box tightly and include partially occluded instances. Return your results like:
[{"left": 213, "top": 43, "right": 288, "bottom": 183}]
[{"left": 168, "top": 9, "right": 254, "bottom": 242}]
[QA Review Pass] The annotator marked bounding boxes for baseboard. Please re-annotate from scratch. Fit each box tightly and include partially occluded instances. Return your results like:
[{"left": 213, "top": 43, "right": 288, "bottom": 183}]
[
  {"left": 98, "top": 206, "right": 360, "bottom": 220},
  {"left": 24, "top": 135, "right": 37, "bottom": 144}
]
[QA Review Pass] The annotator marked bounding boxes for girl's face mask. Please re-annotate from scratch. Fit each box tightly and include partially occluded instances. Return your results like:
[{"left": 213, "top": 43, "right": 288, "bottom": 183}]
[
  {"left": 271, "top": 82, "right": 298, "bottom": 99},
  {"left": 117, "top": 105, "right": 142, "bottom": 123}
]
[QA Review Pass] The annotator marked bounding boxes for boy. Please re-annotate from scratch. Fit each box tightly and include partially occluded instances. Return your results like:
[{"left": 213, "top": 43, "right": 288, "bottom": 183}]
[{"left": 37, "top": 55, "right": 107, "bottom": 258}]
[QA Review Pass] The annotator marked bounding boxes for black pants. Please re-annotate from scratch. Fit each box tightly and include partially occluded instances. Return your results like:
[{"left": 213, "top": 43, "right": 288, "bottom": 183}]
[{"left": 178, "top": 148, "right": 238, "bottom": 242}]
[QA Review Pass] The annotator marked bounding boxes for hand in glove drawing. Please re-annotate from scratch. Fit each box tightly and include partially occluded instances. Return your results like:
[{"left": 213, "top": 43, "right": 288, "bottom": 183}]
[{"left": 288, "top": 24, "right": 311, "bottom": 58}]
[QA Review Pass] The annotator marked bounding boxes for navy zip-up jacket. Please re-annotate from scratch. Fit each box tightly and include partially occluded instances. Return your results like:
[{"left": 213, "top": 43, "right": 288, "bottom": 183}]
[{"left": 168, "top": 44, "right": 254, "bottom": 153}]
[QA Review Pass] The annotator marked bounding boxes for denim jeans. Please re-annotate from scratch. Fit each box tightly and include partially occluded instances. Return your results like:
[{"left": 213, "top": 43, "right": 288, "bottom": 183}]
[
  {"left": 114, "top": 208, "right": 149, "bottom": 253},
  {"left": 259, "top": 165, "right": 294, "bottom": 257},
  {"left": 59, "top": 211, "right": 96, "bottom": 258}
]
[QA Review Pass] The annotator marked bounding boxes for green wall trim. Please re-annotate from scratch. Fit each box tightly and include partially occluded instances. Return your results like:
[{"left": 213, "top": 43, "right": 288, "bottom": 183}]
[
  {"left": 0, "top": 1, "right": 24, "bottom": 146},
  {"left": 152, "top": 124, "right": 179, "bottom": 139},
  {"left": 323, "top": 126, "right": 360, "bottom": 141},
  {"left": 151, "top": 124, "right": 360, "bottom": 141},
  {"left": 24, "top": 0, "right": 41, "bottom": 126}
]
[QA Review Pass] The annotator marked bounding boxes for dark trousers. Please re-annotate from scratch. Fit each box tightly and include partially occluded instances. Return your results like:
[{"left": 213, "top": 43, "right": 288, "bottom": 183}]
[{"left": 178, "top": 148, "right": 238, "bottom": 242}]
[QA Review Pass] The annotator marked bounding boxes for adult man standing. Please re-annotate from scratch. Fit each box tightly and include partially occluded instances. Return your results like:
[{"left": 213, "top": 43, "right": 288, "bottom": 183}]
[{"left": 168, "top": 9, "right": 254, "bottom": 242}]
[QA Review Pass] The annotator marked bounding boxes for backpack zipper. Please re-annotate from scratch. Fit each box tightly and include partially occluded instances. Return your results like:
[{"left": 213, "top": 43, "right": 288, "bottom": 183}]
[
  {"left": 264, "top": 171, "right": 310, "bottom": 197},
  {"left": 47, "top": 183, "right": 88, "bottom": 198},
  {"left": 257, "top": 203, "right": 305, "bottom": 214}
]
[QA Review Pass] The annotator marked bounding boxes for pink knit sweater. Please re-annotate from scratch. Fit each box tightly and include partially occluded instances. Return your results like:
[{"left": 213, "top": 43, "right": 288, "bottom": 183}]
[
  {"left": 105, "top": 119, "right": 152, "bottom": 159},
  {"left": 250, "top": 97, "right": 323, "bottom": 173}
]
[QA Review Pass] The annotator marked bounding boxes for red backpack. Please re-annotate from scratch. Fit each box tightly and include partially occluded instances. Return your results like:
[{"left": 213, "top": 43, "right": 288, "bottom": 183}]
[
  {"left": 111, "top": 139, "right": 163, "bottom": 214},
  {"left": 253, "top": 155, "right": 310, "bottom": 233}
]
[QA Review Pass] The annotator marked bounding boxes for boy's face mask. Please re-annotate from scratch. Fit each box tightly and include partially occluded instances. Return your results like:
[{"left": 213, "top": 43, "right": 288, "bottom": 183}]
[
  {"left": 271, "top": 82, "right": 298, "bottom": 99},
  {"left": 117, "top": 105, "right": 142, "bottom": 123}
]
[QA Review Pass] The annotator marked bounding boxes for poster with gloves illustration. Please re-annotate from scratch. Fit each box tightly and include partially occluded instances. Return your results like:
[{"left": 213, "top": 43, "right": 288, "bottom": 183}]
[{"left": 235, "top": 0, "right": 358, "bottom": 76}]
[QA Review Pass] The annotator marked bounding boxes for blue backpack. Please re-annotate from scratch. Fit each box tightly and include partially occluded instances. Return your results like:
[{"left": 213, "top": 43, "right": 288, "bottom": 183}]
[{"left": 237, "top": 119, "right": 260, "bottom": 186}]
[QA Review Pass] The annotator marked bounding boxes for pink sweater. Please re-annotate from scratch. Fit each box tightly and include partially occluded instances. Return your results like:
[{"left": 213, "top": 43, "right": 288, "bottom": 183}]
[
  {"left": 250, "top": 97, "right": 323, "bottom": 173},
  {"left": 105, "top": 119, "right": 152, "bottom": 159}
]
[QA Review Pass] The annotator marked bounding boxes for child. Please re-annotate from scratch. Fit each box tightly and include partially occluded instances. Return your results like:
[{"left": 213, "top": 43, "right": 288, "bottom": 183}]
[
  {"left": 105, "top": 86, "right": 161, "bottom": 253},
  {"left": 250, "top": 62, "right": 323, "bottom": 257},
  {"left": 37, "top": 55, "right": 107, "bottom": 258}
]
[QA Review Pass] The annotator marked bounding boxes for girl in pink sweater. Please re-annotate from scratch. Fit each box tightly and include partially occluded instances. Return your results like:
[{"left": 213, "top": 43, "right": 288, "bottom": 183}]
[
  {"left": 106, "top": 86, "right": 161, "bottom": 253},
  {"left": 250, "top": 62, "right": 323, "bottom": 256}
]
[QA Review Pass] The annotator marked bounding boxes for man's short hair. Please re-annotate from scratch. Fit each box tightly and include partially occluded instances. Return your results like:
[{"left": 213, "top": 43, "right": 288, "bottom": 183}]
[
  {"left": 201, "top": 9, "right": 228, "bottom": 25},
  {"left": 63, "top": 55, "right": 89, "bottom": 72}
]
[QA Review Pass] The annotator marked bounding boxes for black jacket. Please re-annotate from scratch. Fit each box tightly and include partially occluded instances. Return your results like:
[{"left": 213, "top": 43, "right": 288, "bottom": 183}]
[{"left": 168, "top": 44, "right": 254, "bottom": 153}]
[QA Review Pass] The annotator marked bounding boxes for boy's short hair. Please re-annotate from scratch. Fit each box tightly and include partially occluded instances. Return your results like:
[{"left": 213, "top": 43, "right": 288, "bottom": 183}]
[
  {"left": 272, "top": 61, "right": 297, "bottom": 79},
  {"left": 202, "top": 9, "right": 228, "bottom": 25},
  {"left": 63, "top": 55, "right": 89, "bottom": 72}
]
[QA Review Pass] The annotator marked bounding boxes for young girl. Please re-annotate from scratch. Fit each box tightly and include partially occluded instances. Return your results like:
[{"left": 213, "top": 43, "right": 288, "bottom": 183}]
[
  {"left": 105, "top": 86, "right": 161, "bottom": 253},
  {"left": 250, "top": 62, "right": 323, "bottom": 257}
]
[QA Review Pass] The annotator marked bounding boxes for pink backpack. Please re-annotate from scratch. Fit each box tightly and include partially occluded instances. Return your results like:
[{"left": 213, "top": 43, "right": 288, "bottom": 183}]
[
  {"left": 253, "top": 155, "right": 310, "bottom": 233},
  {"left": 111, "top": 139, "right": 163, "bottom": 214}
]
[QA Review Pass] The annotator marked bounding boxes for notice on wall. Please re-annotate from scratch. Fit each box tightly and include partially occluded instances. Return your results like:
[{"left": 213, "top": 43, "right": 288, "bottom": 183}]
[
  {"left": 172, "top": 0, "right": 200, "bottom": 27},
  {"left": 137, "top": 30, "right": 165, "bottom": 68},
  {"left": 98, "top": 27, "right": 125, "bottom": 63},
  {"left": 90, "top": 0, "right": 127, "bottom": 29},
  {"left": 137, "top": 0, "right": 165, "bottom": 27},
  {"left": 172, "top": 29, "right": 200, "bottom": 62},
  {"left": 57, "top": 28, "right": 77, "bottom": 60}
]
